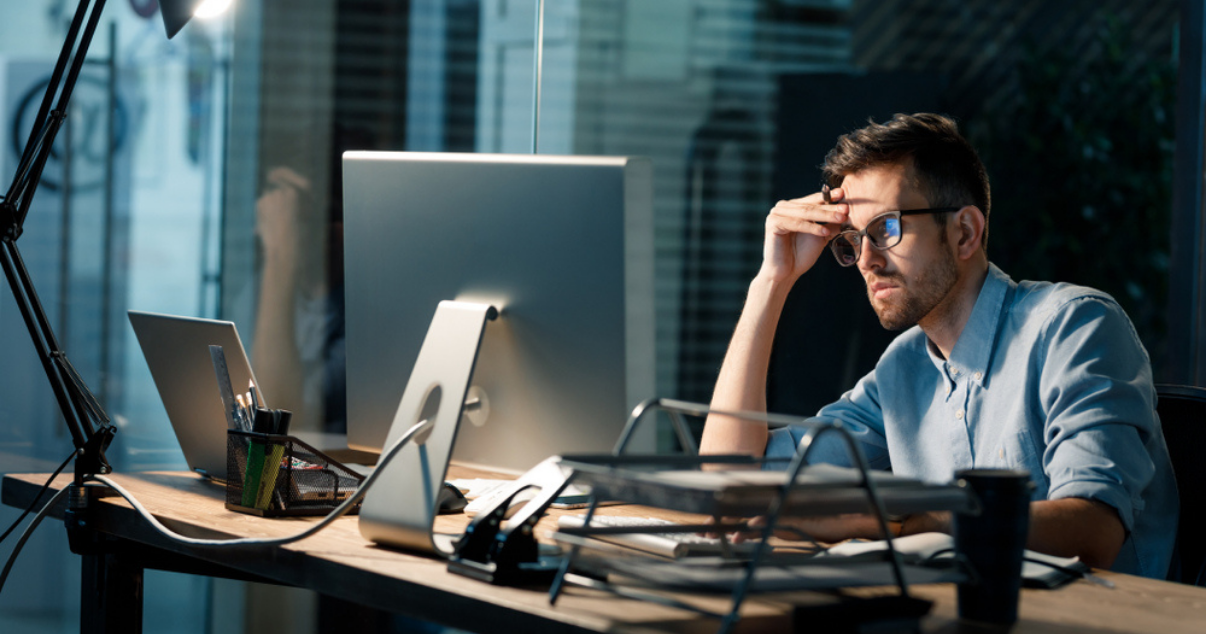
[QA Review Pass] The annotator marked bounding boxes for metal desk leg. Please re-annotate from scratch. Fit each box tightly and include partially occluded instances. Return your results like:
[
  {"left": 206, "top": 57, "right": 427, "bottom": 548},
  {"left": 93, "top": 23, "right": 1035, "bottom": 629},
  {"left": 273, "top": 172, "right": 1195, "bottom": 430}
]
[{"left": 81, "top": 550, "right": 143, "bottom": 634}]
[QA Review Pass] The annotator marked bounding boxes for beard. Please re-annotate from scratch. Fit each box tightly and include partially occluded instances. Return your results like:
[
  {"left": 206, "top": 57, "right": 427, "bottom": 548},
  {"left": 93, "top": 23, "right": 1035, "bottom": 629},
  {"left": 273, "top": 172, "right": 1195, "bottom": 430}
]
[{"left": 867, "top": 246, "right": 959, "bottom": 331}]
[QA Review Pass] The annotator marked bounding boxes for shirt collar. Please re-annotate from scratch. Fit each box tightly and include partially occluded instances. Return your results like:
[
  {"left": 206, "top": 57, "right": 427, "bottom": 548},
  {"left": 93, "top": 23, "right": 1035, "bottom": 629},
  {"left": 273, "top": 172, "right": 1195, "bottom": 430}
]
[{"left": 926, "top": 263, "right": 1011, "bottom": 387}]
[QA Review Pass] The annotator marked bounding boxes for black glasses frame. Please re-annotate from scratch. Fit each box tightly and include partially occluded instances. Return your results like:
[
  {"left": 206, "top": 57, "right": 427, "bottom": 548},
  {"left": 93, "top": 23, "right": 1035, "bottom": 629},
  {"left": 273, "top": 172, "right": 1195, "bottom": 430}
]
[{"left": 829, "top": 207, "right": 962, "bottom": 267}]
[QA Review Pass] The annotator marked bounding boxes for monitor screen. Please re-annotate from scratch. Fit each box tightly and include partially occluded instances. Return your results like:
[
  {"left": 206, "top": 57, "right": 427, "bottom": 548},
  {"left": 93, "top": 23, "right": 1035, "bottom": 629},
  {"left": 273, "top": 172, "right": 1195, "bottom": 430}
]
[{"left": 342, "top": 152, "right": 655, "bottom": 472}]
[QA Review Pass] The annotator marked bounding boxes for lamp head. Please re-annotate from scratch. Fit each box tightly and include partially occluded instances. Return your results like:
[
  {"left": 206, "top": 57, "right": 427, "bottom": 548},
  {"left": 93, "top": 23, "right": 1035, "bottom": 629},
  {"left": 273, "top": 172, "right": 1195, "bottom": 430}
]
[{"left": 159, "top": 0, "right": 234, "bottom": 39}]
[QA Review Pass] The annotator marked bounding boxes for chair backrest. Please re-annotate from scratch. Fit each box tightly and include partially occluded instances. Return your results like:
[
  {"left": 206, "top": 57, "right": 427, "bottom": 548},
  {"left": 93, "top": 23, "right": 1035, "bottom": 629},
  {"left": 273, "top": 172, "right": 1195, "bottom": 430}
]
[{"left": 1155, "top": 384, "right": 1206, "bottom": 585}]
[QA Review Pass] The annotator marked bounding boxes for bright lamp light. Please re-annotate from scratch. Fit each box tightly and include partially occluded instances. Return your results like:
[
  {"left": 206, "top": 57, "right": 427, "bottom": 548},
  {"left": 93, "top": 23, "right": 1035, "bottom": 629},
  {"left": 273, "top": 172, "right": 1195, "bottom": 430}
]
[
  {"left": 194, "top": 0, "right": 234, "bottom": 19},
  {"left": 161, "top": 0, "right": 234, "bottom": 39}
]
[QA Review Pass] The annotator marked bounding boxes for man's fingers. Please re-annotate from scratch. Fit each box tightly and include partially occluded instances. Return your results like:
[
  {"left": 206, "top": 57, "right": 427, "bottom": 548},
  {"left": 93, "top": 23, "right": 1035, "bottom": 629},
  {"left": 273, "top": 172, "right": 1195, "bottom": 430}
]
[
  {"left": 729, "top": 515, "right": 769, "bottom": 544},
  {"left": 701, "top": 516, "right": 754, "bottom": 539},
  {"left": 266, "top": 166, "right": 312, "bottom": 192},
  {"left": 765, "top": 186, "right": 849, "bottom": 238},
  {"left": 700, "top": 515, "right": 722, "bottom": 538},
  {"left": 770, "top": 199, "right": 847, "bottom": 224},
  {"left": 786, "top": 186, "right": 845, "bottom": 206},
  {"left": 700, "top": 516, "right": 776, "bottom": 544},
  {"left": 767, "top": 208, "right": 841, "bottom": 238}
]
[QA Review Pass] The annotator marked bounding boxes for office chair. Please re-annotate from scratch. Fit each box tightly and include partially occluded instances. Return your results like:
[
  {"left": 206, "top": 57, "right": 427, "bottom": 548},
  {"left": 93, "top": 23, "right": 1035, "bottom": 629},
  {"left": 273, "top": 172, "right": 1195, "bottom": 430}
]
[{"left": 1155, "top": 384, "right": 1206, "bottom": 585}]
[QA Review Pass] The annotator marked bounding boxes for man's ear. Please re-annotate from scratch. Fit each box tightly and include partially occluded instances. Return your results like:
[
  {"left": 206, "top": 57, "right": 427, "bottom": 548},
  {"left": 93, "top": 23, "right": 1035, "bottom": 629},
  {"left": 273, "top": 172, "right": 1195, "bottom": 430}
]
[{"left": 953, "top": 206, "right": 985, "bottom": 260}]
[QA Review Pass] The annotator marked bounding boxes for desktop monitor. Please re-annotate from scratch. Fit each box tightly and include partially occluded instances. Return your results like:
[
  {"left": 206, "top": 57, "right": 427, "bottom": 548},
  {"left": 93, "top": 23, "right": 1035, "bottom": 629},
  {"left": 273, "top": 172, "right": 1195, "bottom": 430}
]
[{"left": 341, "top": 152, "right": 655, "bottom": 473}]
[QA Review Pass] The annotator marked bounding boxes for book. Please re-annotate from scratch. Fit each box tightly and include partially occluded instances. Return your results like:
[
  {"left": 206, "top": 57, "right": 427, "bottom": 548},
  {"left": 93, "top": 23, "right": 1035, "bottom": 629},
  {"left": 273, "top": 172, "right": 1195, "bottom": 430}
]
[{"left": 821, "top": 532, "right": 1093, "bottom": 589}]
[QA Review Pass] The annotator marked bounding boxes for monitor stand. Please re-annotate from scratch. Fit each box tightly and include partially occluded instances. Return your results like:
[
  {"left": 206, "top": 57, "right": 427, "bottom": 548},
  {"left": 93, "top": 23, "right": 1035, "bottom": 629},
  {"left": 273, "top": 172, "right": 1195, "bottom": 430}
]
[{"left": 358, "top": 300, "right": 497, "bottom": 555}]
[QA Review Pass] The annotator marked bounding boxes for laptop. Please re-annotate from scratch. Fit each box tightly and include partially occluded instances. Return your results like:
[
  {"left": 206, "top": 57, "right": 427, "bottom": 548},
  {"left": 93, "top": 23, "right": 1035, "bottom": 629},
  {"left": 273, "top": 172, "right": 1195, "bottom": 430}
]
[{"left": 128, "top": 310, "right": 262, "bottom": 482}]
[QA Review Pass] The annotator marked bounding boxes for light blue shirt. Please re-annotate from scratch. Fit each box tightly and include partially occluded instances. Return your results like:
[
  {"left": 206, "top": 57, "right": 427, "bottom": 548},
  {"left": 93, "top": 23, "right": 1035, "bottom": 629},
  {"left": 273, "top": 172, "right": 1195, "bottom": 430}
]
[{"left": 767, "top": 263, "right": 1178, "bottom": 579}]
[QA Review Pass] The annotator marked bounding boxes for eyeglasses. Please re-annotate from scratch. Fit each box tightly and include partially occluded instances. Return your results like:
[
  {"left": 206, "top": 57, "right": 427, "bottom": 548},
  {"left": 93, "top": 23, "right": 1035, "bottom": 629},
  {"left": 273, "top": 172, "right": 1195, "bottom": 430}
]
[{"left": 829, "top": 208, "right": 961, "bottom": 267}]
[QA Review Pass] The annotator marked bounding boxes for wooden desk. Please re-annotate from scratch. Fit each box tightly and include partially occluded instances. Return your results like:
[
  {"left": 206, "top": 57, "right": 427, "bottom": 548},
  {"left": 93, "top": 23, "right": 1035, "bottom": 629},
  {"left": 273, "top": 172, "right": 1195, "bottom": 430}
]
[{"left": 3, "top": 470, "right": 1204, "bottom": 634}]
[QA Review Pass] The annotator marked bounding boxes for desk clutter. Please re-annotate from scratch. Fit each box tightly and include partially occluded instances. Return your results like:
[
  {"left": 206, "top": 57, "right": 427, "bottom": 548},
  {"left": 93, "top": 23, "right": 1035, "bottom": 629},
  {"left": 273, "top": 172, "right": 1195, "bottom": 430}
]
[
  {"left": 8, "top": 469, "right": 1199, "bottom": 634},
  {"left": 428, "top": 400, "right": 983, "bottom": 634},
  {"left": 202, "top": 337, "right": 1006, "bottom": 633},
  {"left": 188, "top": 302, "right": 974, "bottom": 632},
  {"left": 207, "top": 393, "right": 987, "bottom": 633},
  {"left": 225, "top": 430, "right": 365, "bottom": 516},
  {"left": 209, "top": 341, "right": 368, "bottom": 516},
  {"left": 537, "top": 453, "right": 971, "bottom": 627}
]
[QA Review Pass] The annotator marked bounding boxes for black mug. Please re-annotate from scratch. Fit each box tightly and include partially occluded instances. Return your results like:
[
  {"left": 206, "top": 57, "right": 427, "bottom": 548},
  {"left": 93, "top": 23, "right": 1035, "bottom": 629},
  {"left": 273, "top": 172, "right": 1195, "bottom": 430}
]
[{"left": 953, "top": 469, "right": 1034, "bottom": 624}]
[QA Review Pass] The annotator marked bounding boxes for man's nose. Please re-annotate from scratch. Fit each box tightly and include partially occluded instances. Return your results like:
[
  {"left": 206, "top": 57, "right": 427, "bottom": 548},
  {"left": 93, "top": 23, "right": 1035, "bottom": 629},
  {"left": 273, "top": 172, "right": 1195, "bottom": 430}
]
[{"left": 857, "top": 237, "right": 884, "bottom": 273}]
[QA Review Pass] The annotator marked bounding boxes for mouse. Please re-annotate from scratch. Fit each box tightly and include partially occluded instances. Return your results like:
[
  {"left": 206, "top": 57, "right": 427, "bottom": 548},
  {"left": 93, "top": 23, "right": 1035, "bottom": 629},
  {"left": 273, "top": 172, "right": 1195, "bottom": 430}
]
[{"left": 437, "top": 482, "right": 468, "bottom": 514}]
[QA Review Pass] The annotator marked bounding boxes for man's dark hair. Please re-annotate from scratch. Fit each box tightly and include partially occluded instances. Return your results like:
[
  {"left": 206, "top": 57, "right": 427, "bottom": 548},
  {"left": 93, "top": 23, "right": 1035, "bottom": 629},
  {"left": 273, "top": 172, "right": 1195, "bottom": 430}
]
[{"left": 822, "top": 113, "right": 990, "bottom": 245}]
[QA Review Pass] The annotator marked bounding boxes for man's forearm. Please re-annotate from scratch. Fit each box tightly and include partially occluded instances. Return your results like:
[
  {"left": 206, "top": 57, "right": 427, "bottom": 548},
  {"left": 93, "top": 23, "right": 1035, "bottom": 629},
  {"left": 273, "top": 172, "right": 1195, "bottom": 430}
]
[
  {"left": 1026, "top": 498, "right": 1124, "bottom": 569},
  {"left": 898, "top": 497, "right": 1124, "bottom": 569},
  {"left": 251, "top": 250, "right": 305, "bottom": 425},
  {"left": 700, "top": 274, "right": 793, "bottom": 456}
]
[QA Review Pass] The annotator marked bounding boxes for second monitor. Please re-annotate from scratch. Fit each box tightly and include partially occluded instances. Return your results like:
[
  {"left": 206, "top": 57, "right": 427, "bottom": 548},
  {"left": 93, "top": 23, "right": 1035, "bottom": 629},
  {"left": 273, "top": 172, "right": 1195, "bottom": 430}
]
[{"left": 342, "top": 152, "right": 655, "bottom": 472}]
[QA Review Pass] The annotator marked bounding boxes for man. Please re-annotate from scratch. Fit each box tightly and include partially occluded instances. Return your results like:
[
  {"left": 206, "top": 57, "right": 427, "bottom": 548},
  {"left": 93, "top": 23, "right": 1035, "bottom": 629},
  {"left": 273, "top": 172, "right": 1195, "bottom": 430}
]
[{"left": 700, "top": 113, "right": 1177, "bottom": 578}]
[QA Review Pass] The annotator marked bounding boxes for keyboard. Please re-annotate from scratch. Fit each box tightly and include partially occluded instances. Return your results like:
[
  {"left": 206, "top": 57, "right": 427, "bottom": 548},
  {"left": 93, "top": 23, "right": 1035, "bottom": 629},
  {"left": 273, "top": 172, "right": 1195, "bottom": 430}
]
[
  {"left": 456, "top": 457, "right": 592, "bottom": 518},
  {"left": 557, "top": 514, "right": 760, "bottom": 559}
]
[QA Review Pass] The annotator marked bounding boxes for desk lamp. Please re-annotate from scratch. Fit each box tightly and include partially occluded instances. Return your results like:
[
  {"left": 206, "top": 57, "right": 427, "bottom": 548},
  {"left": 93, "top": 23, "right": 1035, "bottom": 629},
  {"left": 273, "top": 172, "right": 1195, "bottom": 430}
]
[{"left": 0, "top": 0, "right": 233, "bottom": 486}]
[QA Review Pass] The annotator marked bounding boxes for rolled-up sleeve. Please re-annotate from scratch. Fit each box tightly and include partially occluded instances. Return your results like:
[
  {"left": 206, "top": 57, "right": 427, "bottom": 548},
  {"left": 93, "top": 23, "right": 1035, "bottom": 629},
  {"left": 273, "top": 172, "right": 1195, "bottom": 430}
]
[
  {"left": 766, "top": 369, "right": 891, "bottom": 470},
  {"left": 1037, "top": 296, "right": 1157, "bottom": 532}
]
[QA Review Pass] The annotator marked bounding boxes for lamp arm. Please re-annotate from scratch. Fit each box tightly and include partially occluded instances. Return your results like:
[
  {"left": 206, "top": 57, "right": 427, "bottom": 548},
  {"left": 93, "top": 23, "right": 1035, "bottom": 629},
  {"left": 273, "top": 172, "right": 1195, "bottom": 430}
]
[
  {"left": 0, "top": 0, "right": 114, "bottom": 481},
  {"left": 5, "top": 0, "right": 110, "bottom": 232},
  {"left": 4, "top": 0, "right": 92, "bottom": 217}
]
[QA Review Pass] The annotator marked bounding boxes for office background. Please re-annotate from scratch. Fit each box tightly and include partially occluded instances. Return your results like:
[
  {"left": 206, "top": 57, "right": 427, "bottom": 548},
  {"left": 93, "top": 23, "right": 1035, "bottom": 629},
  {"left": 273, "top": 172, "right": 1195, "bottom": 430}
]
[{"left": 0, "top": 0, "right": 1190, "bottom": 632}]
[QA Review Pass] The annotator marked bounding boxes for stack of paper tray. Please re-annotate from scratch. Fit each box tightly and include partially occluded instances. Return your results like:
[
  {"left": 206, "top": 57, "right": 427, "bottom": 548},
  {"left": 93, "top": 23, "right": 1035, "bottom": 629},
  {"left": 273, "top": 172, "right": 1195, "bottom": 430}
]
[
  {"left": 557, "top": 455, "right": 972, "bottom": 519},
  {"left": 592, "top": 555, "right": 963, "bottom": 593},
  {"left": 544, "top": 400, "right": 975, "bottom": 634},
  {"left": 548, "top": 454, "right": 972, "bottom": 634}
]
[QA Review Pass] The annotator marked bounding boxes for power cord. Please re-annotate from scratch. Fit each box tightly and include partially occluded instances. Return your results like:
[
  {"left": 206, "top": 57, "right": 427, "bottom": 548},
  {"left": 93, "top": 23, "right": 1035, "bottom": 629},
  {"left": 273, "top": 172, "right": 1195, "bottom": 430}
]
[
  {"left": 0, "top": 449, "right": 75, "bottom": 546},
  {"left": 0, "top": 418, "right": 430, "bottom": 598},
  {"left": 88, "top": 416, "right": 431, "bottom": 547},
  {"left": 0, "top": 486, "right": 71, "bottom": 595},
  {"left": 922, "top": 546, "right": 1112, "bottom": 588}
]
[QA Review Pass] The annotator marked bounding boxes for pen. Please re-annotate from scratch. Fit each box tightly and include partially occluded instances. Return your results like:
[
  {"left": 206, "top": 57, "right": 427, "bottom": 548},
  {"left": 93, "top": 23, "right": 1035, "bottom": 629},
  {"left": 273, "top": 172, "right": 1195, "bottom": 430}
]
[
  {"left": 230, "top": 400, "right": 242, "bottom": 432},
  {"left": 816, "top": 184, "right": 835, "bottom": 230},
  {"left": 235, "top": 394, "right": 244, "bottom": 426},
  {"left": 235, "top": 395, "right": 251, "bottom": 432},
  {"left": 249, "top": 381, "right": 261, "bottom": 410}
]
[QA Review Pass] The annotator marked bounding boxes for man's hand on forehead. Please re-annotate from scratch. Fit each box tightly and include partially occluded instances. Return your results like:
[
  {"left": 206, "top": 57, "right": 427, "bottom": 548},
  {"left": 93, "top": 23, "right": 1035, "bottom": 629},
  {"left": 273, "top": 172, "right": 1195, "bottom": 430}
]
[{"left": 757, "top": 186, "right": 849, "bottom": 283}]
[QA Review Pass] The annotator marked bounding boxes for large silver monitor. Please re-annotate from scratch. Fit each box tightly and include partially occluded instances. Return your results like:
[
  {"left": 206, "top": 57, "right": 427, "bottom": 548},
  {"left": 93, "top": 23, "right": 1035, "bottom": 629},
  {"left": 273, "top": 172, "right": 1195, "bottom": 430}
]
[{"left": 342, "top": 152, "right": 655, "bottom": 473}]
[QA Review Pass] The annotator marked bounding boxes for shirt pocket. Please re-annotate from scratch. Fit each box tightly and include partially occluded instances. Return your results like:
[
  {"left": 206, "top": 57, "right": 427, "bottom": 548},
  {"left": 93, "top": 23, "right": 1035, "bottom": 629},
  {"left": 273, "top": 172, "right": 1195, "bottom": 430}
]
[{"left": 984, "top": 428, "right": 1049, "bottom": 497}]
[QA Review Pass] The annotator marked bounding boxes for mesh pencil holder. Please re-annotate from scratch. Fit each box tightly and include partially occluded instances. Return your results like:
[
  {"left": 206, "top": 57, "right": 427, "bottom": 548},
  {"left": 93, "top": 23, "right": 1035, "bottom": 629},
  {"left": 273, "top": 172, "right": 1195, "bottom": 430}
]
[{"left": 226, "top": 429, "right": 366, "bottom": 517}]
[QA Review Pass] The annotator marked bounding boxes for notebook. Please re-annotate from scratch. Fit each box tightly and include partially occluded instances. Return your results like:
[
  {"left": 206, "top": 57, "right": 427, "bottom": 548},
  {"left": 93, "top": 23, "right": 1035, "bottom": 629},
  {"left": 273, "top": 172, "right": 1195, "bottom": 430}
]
[{"left": 128, "top": 310, "right": 263, "bottom": 482}]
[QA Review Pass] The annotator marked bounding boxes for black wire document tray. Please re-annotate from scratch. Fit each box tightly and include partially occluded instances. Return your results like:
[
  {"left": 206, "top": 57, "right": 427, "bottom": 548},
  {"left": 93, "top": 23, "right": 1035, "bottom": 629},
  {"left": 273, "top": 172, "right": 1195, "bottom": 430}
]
[
  {"left": 545, "top": 399, "right": 976, "bottom": 634},
  {"left": 580, "top": 555, "right": 963, "bottom": 593},
  {"left": 558, "top": 458, "right": 972, "bottom": 519}
]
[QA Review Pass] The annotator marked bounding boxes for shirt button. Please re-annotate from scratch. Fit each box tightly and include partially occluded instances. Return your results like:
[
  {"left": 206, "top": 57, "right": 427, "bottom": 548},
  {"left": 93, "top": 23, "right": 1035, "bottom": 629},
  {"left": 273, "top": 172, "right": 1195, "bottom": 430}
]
[
  {"left": 956, "top": 409, "right": 965, "bottom": 420},
  {"left": 974, "top": 371, "right": 983, "bottom": 381}
]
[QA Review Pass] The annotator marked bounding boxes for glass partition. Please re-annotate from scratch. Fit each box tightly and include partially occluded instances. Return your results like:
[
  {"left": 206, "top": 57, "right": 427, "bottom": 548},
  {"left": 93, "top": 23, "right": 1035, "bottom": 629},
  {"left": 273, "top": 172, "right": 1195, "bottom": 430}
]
[{"left": 0, "top": 1, "right": 1181, "bottom": 631}]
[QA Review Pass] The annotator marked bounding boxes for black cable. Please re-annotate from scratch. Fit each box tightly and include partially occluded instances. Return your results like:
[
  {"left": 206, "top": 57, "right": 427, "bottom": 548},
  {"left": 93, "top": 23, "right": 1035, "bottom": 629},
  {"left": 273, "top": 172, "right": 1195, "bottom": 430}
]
[
  {"left": 923, "top": 546, "right": 1094, "bottom": 582},
  {"left": 0, "top": 449, "right": 75, "bottom": 545},
  {"left": 85, "top": 416, "right": 433, "bottom": 548},
  {"left": 1020, "top": 556, "right": 1090, "bottom": 579},
  {"left": 0, "top": 486, "right": 70, "bottom": 597},
  {"left": 922, "top": 547, "right": 956, "bottom": 563}
]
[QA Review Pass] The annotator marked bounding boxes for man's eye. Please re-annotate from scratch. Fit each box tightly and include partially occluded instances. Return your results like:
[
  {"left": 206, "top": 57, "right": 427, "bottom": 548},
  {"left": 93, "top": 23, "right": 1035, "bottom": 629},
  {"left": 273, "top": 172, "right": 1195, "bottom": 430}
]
[{"left": 883, "top": 219, "right": 901, "bottom": 239}]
